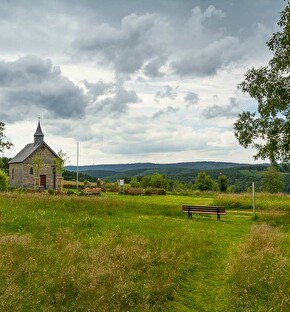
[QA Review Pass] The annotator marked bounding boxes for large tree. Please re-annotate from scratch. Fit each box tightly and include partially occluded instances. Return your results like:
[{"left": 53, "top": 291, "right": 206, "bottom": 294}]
[
  {"left": 234, "top": 3, "right": 290, "bottom": 168},
  {"left": 0, "top": 122, "right": 13, "bottom": 153}
]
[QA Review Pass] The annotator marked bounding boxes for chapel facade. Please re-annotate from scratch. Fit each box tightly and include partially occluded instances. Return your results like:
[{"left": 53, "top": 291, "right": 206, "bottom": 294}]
[{"left": 8, "top": 121, "right": 63, "bottom": 190}]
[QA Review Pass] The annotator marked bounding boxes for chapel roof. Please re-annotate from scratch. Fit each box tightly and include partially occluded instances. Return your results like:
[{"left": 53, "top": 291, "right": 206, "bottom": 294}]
[
  {"left": 8, "top": 141, "right": 58, "bottom": 164},
  {"left": 8, "top": 143, "right": 39, "bottom": 164}
]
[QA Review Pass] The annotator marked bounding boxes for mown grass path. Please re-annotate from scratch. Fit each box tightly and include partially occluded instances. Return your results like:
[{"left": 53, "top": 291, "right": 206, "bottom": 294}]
[{"left": 167, "top": 211, "right": 252, "bottom": 311}]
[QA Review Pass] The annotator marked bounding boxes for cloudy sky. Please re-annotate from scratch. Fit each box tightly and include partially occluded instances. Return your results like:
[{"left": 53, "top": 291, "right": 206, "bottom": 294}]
[{"left": 0, "top": 0, "right": 286, "bottom": 165}]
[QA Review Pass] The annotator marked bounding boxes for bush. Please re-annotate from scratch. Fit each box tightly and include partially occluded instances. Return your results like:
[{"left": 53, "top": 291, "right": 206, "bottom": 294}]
[
  {"left": 129, "top": 178, "right": 141, "bottom": 188},
  {"left": 105, "top": 182, "right": 120, "bottom": 193},
  {"left": 144, "top": 188, "right": 166, "bottom": 196},
  {"left": 124, "top": 188, "right": 144, "bottom": 195},
  {"left": 0, "top": 170, "right": 8, "bottom": 191},
  {"left": 67, "top": 189, "right": 75, "bottom": 196}
]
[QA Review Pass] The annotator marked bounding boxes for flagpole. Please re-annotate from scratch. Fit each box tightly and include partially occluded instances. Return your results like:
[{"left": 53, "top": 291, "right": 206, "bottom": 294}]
[{"left": 76, "top": 141, "right": 79, "bottom": 190}]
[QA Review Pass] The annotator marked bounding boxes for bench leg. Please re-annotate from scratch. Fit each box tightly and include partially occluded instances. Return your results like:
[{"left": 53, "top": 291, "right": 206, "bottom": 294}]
[
  {"left": 188, "top": 212, "right": 192, "bottom": 219},
  {"left": 217, "top": 213, "right": 220, "bottom": 221}
]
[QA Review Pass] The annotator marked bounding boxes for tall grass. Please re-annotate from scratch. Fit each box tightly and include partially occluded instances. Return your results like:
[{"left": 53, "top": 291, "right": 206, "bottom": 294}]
[
  {"left": 0, "top": 192, "right": 289, "bottom": 311},
  {"left": 0, "top": 192, "right": 217, "bottom": 311},
  {"left": 213, "top": 193, "right": 290, "bottom": 211},
  {"left": 227, "top": 223, "right": 289, "bottom": 312}
]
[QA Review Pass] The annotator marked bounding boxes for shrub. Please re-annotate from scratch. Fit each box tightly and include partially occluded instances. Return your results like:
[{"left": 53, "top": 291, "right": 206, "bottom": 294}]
[
  {"left": 144, "top": 188, "right": 166, "bottom": 196},
  {"left": 67, "top": 189, "right": 75, "bottom": 196},
  {"left": 105, "top": 182, "right": 120, "bottom": 193},
  {"left": 124, "top": 188, "right": 143, "bottom": 195},
  {"left": 0, "top": 170, "right": 8, "bottom": 191},
  {"left": 130, "top": 178, "right": 141, "bottom": 188}
]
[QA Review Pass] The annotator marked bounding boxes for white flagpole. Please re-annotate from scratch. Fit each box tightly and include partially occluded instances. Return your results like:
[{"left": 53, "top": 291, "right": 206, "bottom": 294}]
[{"left": 76, "top": 142, "right": 79, "bottom": 190}]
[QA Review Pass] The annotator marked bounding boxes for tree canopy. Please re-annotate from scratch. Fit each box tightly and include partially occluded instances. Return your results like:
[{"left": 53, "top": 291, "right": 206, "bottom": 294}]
[
  {"left": 0, "top": 122, "right": 13, "bottom": 154},
  {"left": 194, "top": 171, "right": 214, "bottom": 191},
  {"left": 234, "top": 3, "right": 290, "bottom": 168}
]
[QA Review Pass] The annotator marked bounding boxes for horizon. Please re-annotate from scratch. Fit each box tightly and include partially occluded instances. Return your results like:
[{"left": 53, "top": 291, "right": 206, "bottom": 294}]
[{"left": 1, "top": 1, "right": 286, "bottom": 165}]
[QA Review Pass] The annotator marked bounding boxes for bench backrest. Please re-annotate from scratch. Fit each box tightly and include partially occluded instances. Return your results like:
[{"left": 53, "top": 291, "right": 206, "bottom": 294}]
[{"left": 182, "top": 205, "right": 226, "bottom": 214}]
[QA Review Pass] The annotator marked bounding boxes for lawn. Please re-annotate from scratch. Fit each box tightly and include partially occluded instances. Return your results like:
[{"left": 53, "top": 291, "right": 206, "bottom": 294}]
[{"left": 0, "top": 192, "right": 289, "bottom": 311}]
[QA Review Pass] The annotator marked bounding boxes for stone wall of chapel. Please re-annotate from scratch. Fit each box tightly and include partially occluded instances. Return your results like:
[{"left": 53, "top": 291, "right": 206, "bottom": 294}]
[
  {"left": 9, "top": 163, "right": 23, "bottom": 187},
  {"left": 9, "top": 145, "right": 62, "bottom": 189},
  {"left": 23, "top": 145, "right": 62, "bottom": 189}
]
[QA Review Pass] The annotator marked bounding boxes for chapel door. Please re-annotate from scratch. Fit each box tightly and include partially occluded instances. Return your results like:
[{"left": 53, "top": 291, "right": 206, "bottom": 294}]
[{"left": 40, "top": 175, "right": 46, "bottom": 188}]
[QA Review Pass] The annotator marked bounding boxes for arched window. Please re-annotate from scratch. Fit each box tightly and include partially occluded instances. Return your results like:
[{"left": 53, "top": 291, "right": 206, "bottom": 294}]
[
  {"left": 12, "top": 168, "right": 14, "bottom": 180},
  {"left": 30, "top": 167, "right": 33, "bottom": 175}
]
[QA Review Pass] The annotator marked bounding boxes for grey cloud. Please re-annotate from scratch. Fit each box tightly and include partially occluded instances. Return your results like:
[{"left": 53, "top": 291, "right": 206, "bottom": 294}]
[
  {"left": 82, "top": 80, "right": 114, "bottom": 101},
  {"left": 153, "top": 106, "right": 179, "bottom": 119},
  {"left": 202, "top": 97, "right": 240, "bottom": 119},
  {"left": 171, "top": 35, "right": 241, "bottom": 76},
  {"left": 184, "top": 92, "right": 199, "bottom": 108},
  {"left": 143, "top": 56, "right": 167, "bottom": 77},
  {"left": 0, "top": 56, "right": 88, "bottom": 123},
  {"left": 154, "top": 85, "right": 178, "bottom": 103},
  {"left": 93, "top": 84, "right": 141, "bottom": 115},
  {"left": 72, "top": 13, "right": 169, "bottom": 75}
]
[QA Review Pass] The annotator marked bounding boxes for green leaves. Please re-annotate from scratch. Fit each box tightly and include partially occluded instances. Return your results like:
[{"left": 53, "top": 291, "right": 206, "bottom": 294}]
[
  {"left": 0, "top": 122, "right": 13, "bottom": 154},
  {"left": 235, "top": 3, "right": 290, "bottom": 169}
]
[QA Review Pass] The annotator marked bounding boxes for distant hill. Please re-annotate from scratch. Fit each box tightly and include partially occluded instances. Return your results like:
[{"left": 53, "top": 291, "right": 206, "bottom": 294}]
[{"left": 66, "top": 161, "right": 248, "bottom": 174}]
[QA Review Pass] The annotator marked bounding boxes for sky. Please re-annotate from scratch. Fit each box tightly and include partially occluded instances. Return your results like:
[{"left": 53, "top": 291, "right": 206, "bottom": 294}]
[{"left": 0, "top": 0, "right": 286, "bottom": 166}]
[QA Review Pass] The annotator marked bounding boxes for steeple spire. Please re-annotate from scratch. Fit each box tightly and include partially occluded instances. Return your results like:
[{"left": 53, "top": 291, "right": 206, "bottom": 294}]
[{"left": 34, "top": 118, "right": 44, "bottom": 146}]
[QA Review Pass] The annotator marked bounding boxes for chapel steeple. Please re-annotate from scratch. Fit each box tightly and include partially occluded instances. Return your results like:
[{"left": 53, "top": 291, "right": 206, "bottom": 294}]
[{"left": 34, "top": 118, "right": 44, "bottom": 146}]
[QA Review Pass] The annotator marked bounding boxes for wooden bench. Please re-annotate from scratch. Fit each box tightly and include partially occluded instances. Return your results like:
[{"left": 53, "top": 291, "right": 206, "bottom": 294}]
[{"left": 182, "top": 205, "right": 226, "bottom": 221}]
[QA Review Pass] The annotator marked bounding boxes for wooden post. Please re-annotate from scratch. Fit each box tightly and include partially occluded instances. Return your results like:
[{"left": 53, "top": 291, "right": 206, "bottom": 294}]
[{"left": 252, "top": 182, "right": 256, "bottom": 217}]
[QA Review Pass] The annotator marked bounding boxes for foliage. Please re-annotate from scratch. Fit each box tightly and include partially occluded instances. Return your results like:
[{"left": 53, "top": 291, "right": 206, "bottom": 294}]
[
  {"left": 0, "top": 170, "right": 8, "bottom": 191},
  {"left": 62, "top": 169, "right": 96, "bottom": 182},
  {"left": 234, "top": 3, "right": 290, "bottom": 168},
  {"left": 0, "top": 157, "right": 11, "bottom": 174},
  {"left": 140, "top": 173, "right": 170, "bottom": 189},
  {"left": 129, "top": 177, "right": 141, "bottom": 188},
  {"left": 262, "top": 166, "right": 285, "bottom": 193},
  {"left": 0, "top": 122, "right": 13, "bottom": 153},
  {"left": 55, "top": 150, "right": 69, "bottom": 174},
  {"left": 105, "top": 182, "right": 120, "bottom": 193},
  {"left": 194, "top": 171, "right": 214, "bottom": 191},
  {"left": 140, "top": 175, "right": 151, "bottom": 188},
  {"left": 218, "top": 174, "right": 228, "bottom": 192},
  {"left": 124, "top": 187, "right": 144, "bottom": 195},
  {"left": 144, "top": 188, "right": 167, "bottom": 195}
]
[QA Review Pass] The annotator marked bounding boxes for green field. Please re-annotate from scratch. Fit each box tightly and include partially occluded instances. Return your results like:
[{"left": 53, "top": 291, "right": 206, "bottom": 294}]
[{"left": 0, "top": 193, "right": 289, "bottom": 311}]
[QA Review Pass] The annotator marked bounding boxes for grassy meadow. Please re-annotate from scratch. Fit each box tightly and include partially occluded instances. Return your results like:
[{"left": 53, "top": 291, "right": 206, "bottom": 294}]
[{"left": 0, "top": 192, "right": 289, "bottom": 311}]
